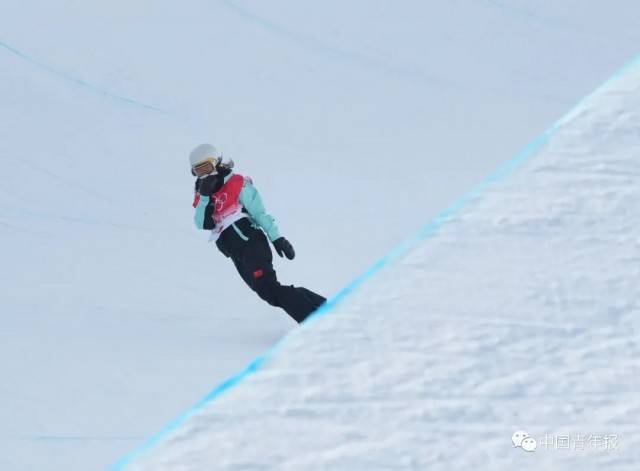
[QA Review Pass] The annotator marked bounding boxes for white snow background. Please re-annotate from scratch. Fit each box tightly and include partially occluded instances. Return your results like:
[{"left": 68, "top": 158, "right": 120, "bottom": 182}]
[
  {"left": 120, "top": 55, "right": 640, "bottom": 471},
  {"left": 1, "top": 1, "right": 639, "bottom": 470}
]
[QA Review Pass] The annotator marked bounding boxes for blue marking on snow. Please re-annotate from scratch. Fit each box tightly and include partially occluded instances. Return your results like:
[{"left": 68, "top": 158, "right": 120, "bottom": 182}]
[
  {"left": 108, "top": 54, "right": 640, "bottom": 470},
  {"left": 218, "top": 0, "right": 446, "bottom": 85},
  {"left": 0, "top": 38, "right": 166, "bottom": 114}
]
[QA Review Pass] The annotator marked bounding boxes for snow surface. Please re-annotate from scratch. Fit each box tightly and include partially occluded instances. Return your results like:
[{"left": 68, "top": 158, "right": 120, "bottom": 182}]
[
  {"left": 120, "top": 58, "right": 640, "bottom": 470},
  {"left": 2, "top": 1, "right": 640, "bottom": 470}
]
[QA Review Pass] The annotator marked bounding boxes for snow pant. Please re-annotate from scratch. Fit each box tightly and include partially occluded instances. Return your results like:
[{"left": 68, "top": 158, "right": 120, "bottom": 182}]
[{"left": 226, "top": 226, "right": 326, "bottom": 323}]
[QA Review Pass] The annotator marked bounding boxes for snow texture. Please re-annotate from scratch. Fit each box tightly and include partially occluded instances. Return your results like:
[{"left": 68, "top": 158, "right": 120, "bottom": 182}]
[
  {"left": 2, "top": 2, "right": 640, "bottom": 470},
  {"left": 122, "top": 58, "right": 640, "bottom": 470}
]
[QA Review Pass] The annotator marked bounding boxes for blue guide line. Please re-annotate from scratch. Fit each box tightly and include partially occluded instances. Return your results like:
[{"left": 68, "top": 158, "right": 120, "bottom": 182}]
[
  {"left": 0, "top": 38, "right": 166, "bottom": 114},
  {"left": 109, "top": 54, "right": 640, "bottom": 470}
]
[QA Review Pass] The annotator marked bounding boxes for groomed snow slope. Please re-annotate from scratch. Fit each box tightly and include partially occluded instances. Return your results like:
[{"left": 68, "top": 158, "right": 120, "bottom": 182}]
[
  {"left": 121, "top": 59, "right": 640, "bottom": 470},
  {"left": 3, "top": 2, "right": 640, "bottom": 470}
]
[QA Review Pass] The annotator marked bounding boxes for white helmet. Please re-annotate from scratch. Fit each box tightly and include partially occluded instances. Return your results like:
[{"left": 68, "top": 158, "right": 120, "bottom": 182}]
[{"left": 189, "top": 143, "right": 222, "bottom": 167}]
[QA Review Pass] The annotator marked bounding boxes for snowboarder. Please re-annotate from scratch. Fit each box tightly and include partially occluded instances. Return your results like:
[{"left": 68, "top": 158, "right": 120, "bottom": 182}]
[{"left": 190, "top": 143, "right": 326, "bottom": 323}]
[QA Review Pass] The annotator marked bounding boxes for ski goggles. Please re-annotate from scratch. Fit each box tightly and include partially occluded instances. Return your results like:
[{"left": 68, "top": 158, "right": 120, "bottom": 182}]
[{"left": 191, "top": 158, "right": 219, "bottom": 177}]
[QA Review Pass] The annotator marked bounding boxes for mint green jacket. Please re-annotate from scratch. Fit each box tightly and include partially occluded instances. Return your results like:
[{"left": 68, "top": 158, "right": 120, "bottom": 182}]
[{"left": 194, "top": 173, "right": 281, "bottom": 242}]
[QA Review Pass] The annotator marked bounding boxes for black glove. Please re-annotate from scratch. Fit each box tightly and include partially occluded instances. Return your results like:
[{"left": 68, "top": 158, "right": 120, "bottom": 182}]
[
  {"left": 273, "top": 237, "right": 295, "bottom": 260},
  {"left": 198, "top": 175, "right": 222, "bottom": 196},
  {"left": 197, "top": 167, "right": 233, "bottom": 196}
]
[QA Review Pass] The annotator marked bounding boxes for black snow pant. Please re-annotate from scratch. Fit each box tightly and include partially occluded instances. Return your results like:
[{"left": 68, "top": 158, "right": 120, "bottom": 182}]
[{"left": 218, "top": 221, "right": 326, "bottom": 323}]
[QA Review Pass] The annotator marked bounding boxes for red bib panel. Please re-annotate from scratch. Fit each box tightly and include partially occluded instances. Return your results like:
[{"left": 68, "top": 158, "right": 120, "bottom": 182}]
[{"left": 212, "top": 174, "right": 246, "bottom": 225}]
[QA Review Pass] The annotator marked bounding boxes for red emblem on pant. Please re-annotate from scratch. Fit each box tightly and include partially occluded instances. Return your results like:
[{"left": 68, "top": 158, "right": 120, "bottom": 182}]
[{"left": 253, "top": 269, "right": 264, "bottom": 279}]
